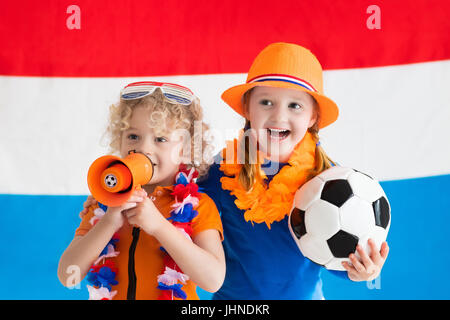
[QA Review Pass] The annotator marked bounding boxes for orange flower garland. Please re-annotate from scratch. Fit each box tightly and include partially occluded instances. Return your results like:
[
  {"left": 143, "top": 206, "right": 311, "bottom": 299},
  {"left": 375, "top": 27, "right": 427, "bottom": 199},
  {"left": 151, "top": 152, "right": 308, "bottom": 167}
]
[{"left": 219, "top": 131, "right": 316, "bottom": 229}]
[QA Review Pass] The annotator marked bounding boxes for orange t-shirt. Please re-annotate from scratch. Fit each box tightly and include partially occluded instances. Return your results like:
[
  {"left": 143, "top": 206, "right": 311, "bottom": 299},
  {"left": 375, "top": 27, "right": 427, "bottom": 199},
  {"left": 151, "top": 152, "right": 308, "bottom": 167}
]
[{"left": 74, "top": 185, "right": 223, "bottom": 300}]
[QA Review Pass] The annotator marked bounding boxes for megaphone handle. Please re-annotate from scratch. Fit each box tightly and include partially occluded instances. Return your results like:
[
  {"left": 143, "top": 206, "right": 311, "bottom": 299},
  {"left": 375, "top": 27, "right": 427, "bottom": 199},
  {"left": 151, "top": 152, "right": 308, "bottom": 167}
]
[{"left": 134, "top": 184, "right": 148, "bottom": 196}]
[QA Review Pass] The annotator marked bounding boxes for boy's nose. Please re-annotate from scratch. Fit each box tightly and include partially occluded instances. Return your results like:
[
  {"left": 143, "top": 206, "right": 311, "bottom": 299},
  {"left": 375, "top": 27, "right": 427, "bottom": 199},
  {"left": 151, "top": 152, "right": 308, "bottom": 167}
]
[{"left": 136, "top": 137, "right": 156, "bottom": 155}]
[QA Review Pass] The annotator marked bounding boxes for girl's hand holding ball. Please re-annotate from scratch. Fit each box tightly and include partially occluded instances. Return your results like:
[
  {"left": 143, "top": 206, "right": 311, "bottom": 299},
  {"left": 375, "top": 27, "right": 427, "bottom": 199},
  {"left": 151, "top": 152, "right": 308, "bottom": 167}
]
[{"left": 342, "top": 239, "right": 389, "bottom": 282}]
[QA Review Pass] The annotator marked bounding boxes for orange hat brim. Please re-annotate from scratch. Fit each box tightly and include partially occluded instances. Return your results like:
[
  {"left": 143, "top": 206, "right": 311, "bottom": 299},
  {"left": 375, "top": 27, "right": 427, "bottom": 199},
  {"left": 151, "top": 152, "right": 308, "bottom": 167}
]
[{"left": 221, "top": 81, "right": 339, "bottom": 129}]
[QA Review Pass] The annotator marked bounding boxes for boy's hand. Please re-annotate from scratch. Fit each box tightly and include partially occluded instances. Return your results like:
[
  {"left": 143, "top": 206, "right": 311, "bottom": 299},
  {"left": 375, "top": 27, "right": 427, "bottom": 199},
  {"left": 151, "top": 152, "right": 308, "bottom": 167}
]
[
  {"left": 341, "top": 239, "right": 389, "bottom": 282},
  {"left": 102, "top": 189, "right": 147, "bottom": 231},
  {"left": 79, "top": 195, "right": 97, "bottom": 218},
  {"left": 122, "top": 193, "right": 165, "bottom": 235}
]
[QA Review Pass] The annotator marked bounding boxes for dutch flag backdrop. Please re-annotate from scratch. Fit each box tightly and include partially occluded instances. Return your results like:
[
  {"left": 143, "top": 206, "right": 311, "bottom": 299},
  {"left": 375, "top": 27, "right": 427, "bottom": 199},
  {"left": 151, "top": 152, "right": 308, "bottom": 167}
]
[{"left": 1, "top": 0, "right": 449, "bottom": 299}]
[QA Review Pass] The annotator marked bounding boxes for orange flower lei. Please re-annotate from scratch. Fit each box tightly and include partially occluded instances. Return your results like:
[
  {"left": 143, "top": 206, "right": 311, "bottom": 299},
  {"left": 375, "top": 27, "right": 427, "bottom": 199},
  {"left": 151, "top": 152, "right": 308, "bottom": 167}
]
[{"left": 219, "top": 131, "right": 316, "bottom": 229}]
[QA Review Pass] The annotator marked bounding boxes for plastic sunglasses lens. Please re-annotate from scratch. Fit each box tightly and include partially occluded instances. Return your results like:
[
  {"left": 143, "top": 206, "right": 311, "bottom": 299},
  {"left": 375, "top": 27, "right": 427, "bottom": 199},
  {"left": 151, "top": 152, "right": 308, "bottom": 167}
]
[
  {"left": 121, "top": 91, "right": 151, "bottom": 99},
  {"left": 121, "top": 85, "right": 157, "bottom": 100},
  {"left": 163, "top": 92, "right": 192, "bottom": 105},
  {"left": 120, "top": 83, "right": 194, "bottom": 104},
  {"left": 162, "top": 87, "right": 194, "bottom": 105}
]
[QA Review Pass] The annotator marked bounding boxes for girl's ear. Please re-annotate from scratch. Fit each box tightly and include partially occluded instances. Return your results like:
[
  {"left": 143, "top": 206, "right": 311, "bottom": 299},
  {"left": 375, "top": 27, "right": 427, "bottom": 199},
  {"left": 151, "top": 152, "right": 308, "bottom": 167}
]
[
  {"left": 308, "top": 98, "right": 319, "bottom": 129},
  {"left": 308, "top": 111, "right": 318, "bottom": 129},
  {"left": 242, "top": 88, "right": 253, "bottom": 119},
  {"left": 243, "top": 103, "right": 250, "bottom": 119}
]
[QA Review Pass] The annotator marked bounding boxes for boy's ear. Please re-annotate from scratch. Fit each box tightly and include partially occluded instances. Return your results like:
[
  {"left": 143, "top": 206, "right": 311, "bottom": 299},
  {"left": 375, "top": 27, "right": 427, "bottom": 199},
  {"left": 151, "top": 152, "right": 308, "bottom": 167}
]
[{"left": 178, "top": 143, "right": 192, "bottom": 165}]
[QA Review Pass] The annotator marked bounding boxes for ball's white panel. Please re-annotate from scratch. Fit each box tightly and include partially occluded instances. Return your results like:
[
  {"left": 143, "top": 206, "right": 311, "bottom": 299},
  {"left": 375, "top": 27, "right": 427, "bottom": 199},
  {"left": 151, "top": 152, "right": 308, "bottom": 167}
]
[
  {"left": 324, "top": 257, "right": 349, "bottom": 271},
  {"left": 340, "top": 196, "right": 375, "bottom": 238},
  {"left": 299, "top": 234, "right": 333, "bottom": 266},
  {"left": 359, "top": 226, "right": 388, "bottom": 258},
  {"left": 371, "top": 226, "right": 389, "bottom": 248},
  {"left": 317, "top": 166, "right": 354, "bottom": 182},
  {"left": 294, "top": 176, "right": 324, "bottom": 211},
  {"left": 305, "top": 200, "right": 341, "bottom": 240},
  {"left": 348, "top": 171, "right": 384, "bottom": 202}
]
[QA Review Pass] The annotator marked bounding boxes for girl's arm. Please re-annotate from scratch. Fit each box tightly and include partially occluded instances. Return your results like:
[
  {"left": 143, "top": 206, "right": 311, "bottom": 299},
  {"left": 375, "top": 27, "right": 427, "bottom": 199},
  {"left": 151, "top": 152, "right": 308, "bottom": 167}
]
[{"left": 153, "top": 219, "right": 225, "bottom": 293}]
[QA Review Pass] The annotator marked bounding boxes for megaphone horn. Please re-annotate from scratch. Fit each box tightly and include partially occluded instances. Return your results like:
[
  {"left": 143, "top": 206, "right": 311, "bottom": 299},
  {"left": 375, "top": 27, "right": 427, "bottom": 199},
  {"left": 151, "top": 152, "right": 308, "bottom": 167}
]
[{"left": 87, "top": 151, "right": 154, "bottom": 207}]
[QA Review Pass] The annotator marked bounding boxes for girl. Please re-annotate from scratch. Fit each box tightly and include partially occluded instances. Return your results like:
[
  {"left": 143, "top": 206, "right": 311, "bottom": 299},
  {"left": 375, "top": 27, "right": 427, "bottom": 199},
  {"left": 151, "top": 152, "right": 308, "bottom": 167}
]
[
  {"left": 58, "top": 82, "right": 225, "bottom": 300},
  {"left": 198, "top": 42, "right": 390, "bottom": 299}
]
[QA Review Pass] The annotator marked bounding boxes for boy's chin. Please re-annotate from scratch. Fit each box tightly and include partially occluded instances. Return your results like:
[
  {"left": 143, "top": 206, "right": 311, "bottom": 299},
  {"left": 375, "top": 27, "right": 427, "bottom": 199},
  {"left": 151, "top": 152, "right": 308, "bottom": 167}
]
[{"left": 149, "top": 171, "right": 180, "bottom": 186}]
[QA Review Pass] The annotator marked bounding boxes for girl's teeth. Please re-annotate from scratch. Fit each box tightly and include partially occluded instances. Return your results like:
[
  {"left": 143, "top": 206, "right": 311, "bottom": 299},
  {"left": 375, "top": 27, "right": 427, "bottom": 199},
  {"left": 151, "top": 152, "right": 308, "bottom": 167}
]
[{"left": 267, "top": 128, "right": 290, "bottom": 139}]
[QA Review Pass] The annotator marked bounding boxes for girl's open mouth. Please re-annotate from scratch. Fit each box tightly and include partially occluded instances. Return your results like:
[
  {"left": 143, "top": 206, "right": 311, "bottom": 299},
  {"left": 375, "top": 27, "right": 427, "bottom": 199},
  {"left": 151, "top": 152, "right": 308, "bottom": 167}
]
[{"left": 267, "top": 128, "right": 291, "bottom": 141}]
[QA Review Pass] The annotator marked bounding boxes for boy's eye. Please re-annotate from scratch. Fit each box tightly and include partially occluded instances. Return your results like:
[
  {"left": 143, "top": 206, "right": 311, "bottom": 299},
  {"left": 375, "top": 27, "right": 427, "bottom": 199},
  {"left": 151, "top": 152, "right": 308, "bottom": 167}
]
[
  {"left": 155, "top": 137, "right": 167, "bottom": 143},
  {"left": 289, "top": 102, "right": 302, "bottom": 110},
  {"left": 127, "top": 134, "right": 139, "bottom": 140},
  {"left": 260, "top": 99, "right": 273, "bottom": 106}
]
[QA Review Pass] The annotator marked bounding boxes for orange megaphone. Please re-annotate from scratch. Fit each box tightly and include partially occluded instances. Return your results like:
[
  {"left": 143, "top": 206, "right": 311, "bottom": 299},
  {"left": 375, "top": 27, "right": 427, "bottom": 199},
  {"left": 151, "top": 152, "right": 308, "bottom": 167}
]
[{"left": 87, "top": 151, "right": 154, "bottom": 207}]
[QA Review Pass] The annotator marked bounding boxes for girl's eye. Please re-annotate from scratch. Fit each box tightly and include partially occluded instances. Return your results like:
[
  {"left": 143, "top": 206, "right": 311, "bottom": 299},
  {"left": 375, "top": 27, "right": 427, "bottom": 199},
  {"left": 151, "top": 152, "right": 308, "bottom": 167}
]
[
  {"left": 260, "top": 99, "right": 273, "bottom": 106},
  {"left": 155, "top": 137, "right": 167, "bottom": 143},
  {"left": 289, "top": 102, "right": 302, "bottom": 110},
  {"left": 127, "top": 134, "right": 139, "bottom": 140}
]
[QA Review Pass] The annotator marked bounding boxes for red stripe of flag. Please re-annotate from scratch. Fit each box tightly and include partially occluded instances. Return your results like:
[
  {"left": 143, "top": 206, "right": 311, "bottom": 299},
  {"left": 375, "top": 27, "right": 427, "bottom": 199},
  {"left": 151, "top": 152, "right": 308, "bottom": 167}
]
[{"left": 1, "top": 0, "right": 449, "bottom": 77}]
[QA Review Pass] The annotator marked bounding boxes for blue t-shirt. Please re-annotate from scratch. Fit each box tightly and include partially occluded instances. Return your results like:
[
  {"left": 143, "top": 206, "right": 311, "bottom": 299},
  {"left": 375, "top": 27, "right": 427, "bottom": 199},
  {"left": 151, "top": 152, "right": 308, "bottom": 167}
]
[{"left": 197, "top": 155, "right": 349, "bottom": 300}]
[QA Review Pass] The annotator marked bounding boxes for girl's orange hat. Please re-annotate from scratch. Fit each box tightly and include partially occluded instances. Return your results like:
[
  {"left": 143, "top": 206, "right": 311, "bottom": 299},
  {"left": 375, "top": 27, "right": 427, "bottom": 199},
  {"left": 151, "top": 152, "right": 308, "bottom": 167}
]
[{"left": 221, "top": 42, "right": 339, "bottom": 129}]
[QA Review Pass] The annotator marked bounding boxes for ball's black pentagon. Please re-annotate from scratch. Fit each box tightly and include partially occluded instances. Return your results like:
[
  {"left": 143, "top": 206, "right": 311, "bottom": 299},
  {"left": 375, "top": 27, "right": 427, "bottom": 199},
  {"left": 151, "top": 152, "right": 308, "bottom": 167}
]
[
  {"left": 327, "top": 230, "right": 359, "bottom": 258},
  {"left": 290, "top": 207, "right": 306, "bottom": 239},
  {"left": 321, "top": 179, "right": 353, "bottom": 207},
  {"left": 372, "top": 196, "right": 390, "bottom": 229},
  {"left": 353, "top": 168, "right": 373, "bottom": 180}
]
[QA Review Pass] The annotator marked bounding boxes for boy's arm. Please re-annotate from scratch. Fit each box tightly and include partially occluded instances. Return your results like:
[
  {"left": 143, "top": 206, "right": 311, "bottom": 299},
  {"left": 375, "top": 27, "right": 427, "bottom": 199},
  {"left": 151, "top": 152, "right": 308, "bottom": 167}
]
[
  {"left": 121, "top": 185, "right": 225, "bottom": 293},
  {"left": 59, "top": 191, "right": 145, "bottom": 287},
  {"left": 152, "top": 220, "right": 225, "bottom": 293},
  {"left": 57, "top": 214, "right": 119, "bottom": 287}
]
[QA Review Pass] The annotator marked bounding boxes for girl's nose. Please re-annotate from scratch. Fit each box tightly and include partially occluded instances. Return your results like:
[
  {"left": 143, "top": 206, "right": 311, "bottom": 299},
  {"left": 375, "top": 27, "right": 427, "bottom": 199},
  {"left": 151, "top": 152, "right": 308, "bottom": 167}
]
[{"left": 270, "top": 104, "right": 289, "bottom": 123}]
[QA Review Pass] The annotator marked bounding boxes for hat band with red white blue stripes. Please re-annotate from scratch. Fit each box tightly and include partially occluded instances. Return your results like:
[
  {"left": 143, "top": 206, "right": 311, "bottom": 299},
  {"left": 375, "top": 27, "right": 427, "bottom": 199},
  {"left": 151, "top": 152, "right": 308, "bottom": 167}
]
[{"left": 247, "top": 74, "right": 317, "bottom": 92}]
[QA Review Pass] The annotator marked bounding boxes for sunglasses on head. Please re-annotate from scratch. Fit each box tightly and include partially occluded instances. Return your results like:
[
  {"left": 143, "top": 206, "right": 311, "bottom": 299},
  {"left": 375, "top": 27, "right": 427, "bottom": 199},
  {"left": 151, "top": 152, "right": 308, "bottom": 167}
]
[{"left": 120, "top": 81, "right": 195, "bottom": 105}]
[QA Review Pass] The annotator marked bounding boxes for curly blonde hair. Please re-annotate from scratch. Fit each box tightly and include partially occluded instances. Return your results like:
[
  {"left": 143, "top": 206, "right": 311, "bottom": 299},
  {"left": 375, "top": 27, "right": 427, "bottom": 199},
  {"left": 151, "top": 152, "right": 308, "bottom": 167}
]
[{"left": 104, "top": 88, "right": 214, "bottom": 177}]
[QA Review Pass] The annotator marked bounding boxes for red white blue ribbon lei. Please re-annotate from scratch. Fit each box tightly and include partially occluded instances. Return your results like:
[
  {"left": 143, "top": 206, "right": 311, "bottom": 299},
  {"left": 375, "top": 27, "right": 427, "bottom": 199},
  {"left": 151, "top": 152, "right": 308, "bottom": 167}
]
[{"left": 157, "top": 164, "right": 200, "bottom": 300}]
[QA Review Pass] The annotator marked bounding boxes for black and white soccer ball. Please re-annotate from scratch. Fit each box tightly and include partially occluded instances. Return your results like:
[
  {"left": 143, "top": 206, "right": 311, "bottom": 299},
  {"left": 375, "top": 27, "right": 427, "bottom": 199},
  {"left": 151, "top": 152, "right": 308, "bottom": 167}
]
[
  {"left": 104, "top": 174, "right": 118, "bottom": 188},
  {"left": 288, "top": 166, "right": 391, "bottom": 271}
]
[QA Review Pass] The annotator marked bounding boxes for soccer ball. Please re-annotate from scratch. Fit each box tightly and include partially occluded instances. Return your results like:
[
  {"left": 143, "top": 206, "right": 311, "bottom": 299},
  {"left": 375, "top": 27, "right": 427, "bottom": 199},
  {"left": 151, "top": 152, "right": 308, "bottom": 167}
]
[
  {"left": 104, "top": 174, "right": 118, "bottom": 188},
  {"left": 288, "top": 166, "right": 391, "bottom": 271}
]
